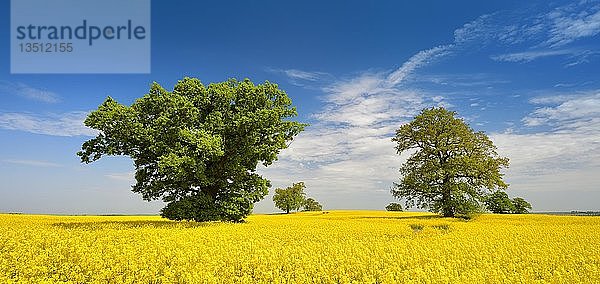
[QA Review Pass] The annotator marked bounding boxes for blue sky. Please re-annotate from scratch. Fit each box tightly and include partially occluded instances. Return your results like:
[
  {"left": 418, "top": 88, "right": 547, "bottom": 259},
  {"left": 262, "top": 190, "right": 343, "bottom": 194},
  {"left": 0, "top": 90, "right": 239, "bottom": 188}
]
[{"left": 1, "top": 0, "right": 599, "bottom": 214}]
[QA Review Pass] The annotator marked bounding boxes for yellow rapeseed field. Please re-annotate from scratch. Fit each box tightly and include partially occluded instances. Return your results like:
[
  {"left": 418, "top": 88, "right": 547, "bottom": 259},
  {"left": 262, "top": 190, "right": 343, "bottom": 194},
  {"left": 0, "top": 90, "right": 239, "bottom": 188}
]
[{"left": 1, "top": 210, "right": 599, "bottom": 283}]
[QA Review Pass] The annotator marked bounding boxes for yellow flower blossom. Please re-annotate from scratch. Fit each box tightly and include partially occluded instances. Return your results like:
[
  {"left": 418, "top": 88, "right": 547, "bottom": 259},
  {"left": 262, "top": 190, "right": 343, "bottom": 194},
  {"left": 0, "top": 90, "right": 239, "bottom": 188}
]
[{"left": 1, "top": 211, "right": 598, "bottom": 283}]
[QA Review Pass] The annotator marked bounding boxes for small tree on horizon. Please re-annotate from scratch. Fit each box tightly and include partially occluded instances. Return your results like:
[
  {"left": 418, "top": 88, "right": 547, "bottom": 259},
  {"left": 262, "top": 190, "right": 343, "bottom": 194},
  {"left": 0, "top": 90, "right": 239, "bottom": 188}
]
[
  {"left": 386, "top": 202, "right": 403, "bottom": 211},
  {"left": 484, "top": 191, "right": 532, "bottom": 214},
  {"left": 303, "top": 198, "right": 323, "bottom": 211},
  {"left": 392, "top": 107, "right": 510, "bottom": 218},
  {"left": 273, "top": 182, "right": 306, "bottom": 213}
]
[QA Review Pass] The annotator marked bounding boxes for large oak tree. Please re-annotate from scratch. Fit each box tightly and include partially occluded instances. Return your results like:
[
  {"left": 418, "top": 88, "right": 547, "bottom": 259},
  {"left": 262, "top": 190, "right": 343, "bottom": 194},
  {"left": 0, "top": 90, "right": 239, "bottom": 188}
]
[
  {"left": 78, "top": 77, "right": 306, "bottom": 222},
  {"left": 392, "top": 107, "right": 509, "bottom": 217}
]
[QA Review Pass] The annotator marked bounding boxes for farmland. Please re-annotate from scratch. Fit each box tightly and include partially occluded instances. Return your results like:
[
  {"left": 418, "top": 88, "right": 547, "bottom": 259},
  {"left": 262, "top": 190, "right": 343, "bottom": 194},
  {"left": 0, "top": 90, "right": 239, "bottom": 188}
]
[{"left": 1, "top": 211, "right": 599, "bottom": 283}]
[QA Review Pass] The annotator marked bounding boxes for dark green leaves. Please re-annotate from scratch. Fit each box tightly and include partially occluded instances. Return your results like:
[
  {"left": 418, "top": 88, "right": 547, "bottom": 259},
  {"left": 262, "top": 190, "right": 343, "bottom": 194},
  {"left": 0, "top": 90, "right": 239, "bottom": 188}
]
[
  {"left": 78, "top": 77, "right": 306, "bottom": 222},
  {"left": 485, "top": 192, "right": 532, "bottom": 214},
  {"left": 303, "top": 198, "right": 323, "bottom": 211}
]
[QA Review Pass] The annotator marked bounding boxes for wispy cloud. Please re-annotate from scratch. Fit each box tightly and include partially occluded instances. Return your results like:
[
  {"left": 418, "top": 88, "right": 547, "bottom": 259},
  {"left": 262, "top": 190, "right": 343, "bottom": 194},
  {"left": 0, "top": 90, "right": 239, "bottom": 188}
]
[
  {"left": 2, "top": 159, "right": 62, "bottom": 167},
  {"left": 0, "top": 111, "right": 96, "bottom": 137},
  {"left": 387, "top": 45, "right": 453, "bottom": 85},
  {"left": 317, "top": 75, "right": 426, "bottom": 127},
  {"left": 452, "top": 1, "right": 600, "bottom": 65},
  {"left": 454, "top": 14, "right": 497, "bottom": 44},
  {"left": 267, "top": 68, "right": 331, "bottom": 87},
  {"left": 283, "top": 69, "right": 326, "bottom": 81},
  {"left": 455, "top": 1, "right": 600, "bottom": 47},
  {"left": 415, "top": 73, "right": 510, "bottom": 88},
  {"left": 546, "top": 4, "right": 600, "bottom": 47},
  {"left": 491, "top": 49, "right": 579, "bottom": 62},
  {"left": 0, "top": 81, "right": 60, "bottom": 103},
  {"left": 523, "top": 92, "right": 600, "bottom": 131},
  {"left": 452, "top": 12, "right": 541, "bottom": 45}
]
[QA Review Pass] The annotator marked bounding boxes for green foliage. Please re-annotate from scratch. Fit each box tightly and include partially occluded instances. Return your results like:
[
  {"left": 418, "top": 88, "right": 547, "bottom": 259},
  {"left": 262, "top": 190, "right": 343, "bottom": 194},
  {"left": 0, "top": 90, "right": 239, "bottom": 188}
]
[
  {"left": 511, "top": 197, "right": 532, "bottom": 214},
  {"left": 485, "top": 192, "right": 532, "bottom": 214},
  {"left": 78, "top": 77, "right": 306, "bottom": 222},
  {"left": 391, "top": 107, "right": 509, "bottom": 218},
  {"left": 303, "top": 197, "right": 323, "bottom": 211},
  {"left": 385, "top": 202, "right": 403, "bottom": 211},
  {"left": 159, "top": 193, "right": 221, "bottom": 222},
  {"left": 273, "top": 182, "right": 306, "bottom": 213},
  {"left": 454, "top": 199, "right": 486, "bottom": 220},
  {"left": 484, "top": 191, "right": 515, "bottom": 214}
]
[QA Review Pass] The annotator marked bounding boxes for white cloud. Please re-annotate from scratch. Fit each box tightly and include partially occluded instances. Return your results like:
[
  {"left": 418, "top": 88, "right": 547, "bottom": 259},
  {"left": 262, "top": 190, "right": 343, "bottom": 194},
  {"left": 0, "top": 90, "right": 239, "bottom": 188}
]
[
  {"left": 523, "top": 92, "right": 600, "bottom": 130},
  {"left": 453, "top": 1, "right": 600, "bottom": 65},
  {"left": 2, "top": 159, "right": 62, "bottom": 167},
  {"left": 452, "top": 13, "right": 539, "bottom": 45},
  {"left": 416, "top": 73, "right": 510, "bottom": 88},
  {"left": 283, "top": 69, "right": 326, "bottom": 81},
  {"left": 0, "top": 81, "right": 60, "bottom": 103},
  {"left": 491, "top": 49, "right": 579, "bottom": 62},
  {"left": 317, "top": 74, "right": 425, "bottom": 128},
  {"left": 0, "top": 111, "right": 97, "bottom": 137},
  {"left": 266, "top": 68, "right": 331, "bottom": 87},
  {"left": 454, "top": 14, "right": 496, "bottom": 44},
  {"left": 492, "top": 131, "right": 600, "bottom": 177},
  {"left": 387, "top": 45, "right": 453, "bottom": 86},
  {"left": 546, "top": 5, "right": 600, "bottom": 47}
]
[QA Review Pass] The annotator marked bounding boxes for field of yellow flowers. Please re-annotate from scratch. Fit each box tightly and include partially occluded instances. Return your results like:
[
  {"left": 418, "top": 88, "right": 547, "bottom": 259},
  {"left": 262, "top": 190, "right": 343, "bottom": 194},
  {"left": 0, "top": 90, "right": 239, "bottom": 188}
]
[{"left": 1, "top": 210, "right": 599, "bottom": 283}]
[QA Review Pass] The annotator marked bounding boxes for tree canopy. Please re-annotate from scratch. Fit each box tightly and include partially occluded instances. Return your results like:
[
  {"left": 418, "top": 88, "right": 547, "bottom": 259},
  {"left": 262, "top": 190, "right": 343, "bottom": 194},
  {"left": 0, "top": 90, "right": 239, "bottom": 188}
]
[
  {"left": 78, "top": 77, "right": 306, "bottom": 222},
  {"left": 391, "top": 107, "right": 509, "bottom": 217},
  {"left": 385, "top": 202, "right": 404, "bottom": 212},
  {"left": 485, "top": 192, "right": 532, "bottom": 214},
  {"left": 273, "top": 182, "right": 307, "bottom": 213},
  {"left": 511, "top": 197, "right": 532, "bottom": 214},
  {"left": 303, "top": 198, "right": 323, "bottom": 211},
  {"left": 484, "top": 191, "right": 515, "bottom": 214}
]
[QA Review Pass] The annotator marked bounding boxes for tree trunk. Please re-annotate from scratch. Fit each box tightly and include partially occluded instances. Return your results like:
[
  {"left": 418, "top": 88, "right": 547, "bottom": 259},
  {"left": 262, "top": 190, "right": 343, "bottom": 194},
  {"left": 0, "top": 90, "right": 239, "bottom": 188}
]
[
  {"left": 441, "top": 184, "right": 454, "bottom": 217},
  {"left": 206, "top": 185, "right": 219, "bottom": 200}
]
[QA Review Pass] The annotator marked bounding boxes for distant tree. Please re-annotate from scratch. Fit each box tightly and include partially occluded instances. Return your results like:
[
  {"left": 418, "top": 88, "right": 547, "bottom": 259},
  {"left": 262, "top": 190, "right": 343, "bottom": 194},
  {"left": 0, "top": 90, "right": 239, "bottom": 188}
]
[
  {"left": 303, "top": 198, "right": 323, "bottom": 211},
  {"left": 273, "top": 182, "right": 306, "bottom": 213},
  {"left": 392, "top": 107, "right": 510, "bottom": 218},
  {"left": 484, "top": 191, "right": 515, "bottom": 214},
  {"left": 78, "top": 77, "right": 306, "bottom": 222},
  {"left": 485, "top": 192, "right": 532, "bottom": 214},
  {"left": 511, "top": 197, "right": 532, "bottom": 214},
  {"left": 385, "top": 202, "right": 404, "bottom": 212}
]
